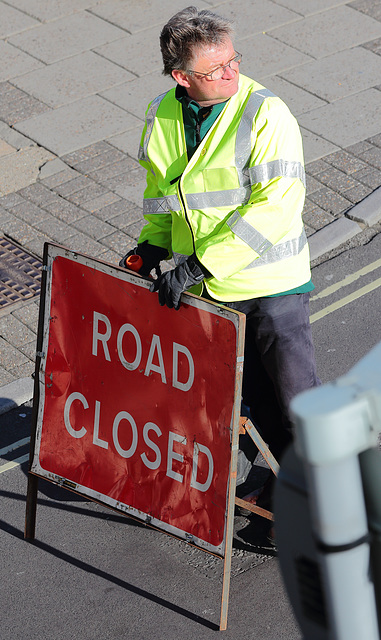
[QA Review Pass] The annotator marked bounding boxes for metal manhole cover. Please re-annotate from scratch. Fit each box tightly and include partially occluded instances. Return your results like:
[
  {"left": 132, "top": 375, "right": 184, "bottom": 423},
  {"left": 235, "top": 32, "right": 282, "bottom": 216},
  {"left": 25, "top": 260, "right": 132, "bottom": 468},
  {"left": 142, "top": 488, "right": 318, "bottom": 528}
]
[{"left": 0, "top": 237, "right": 42, "bottom": 308}]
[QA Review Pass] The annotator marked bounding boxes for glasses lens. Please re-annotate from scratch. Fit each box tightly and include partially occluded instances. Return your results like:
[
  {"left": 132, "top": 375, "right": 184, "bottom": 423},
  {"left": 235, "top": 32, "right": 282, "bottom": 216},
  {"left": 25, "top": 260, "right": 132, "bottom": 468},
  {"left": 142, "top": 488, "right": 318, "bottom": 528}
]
[
  {"left": 210, "top": 53, "right": 242, "bottom": 80},
  {"left": 210, "top": 67, "right": 225, "bottom": 81}
]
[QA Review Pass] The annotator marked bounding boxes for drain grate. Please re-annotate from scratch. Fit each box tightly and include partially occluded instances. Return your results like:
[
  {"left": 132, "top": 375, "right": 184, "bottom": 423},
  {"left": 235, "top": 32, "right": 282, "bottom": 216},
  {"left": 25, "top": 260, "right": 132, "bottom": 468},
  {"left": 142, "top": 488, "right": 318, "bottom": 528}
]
[{"left": 0, "top": 237, "right": 42, "bottom": 309}]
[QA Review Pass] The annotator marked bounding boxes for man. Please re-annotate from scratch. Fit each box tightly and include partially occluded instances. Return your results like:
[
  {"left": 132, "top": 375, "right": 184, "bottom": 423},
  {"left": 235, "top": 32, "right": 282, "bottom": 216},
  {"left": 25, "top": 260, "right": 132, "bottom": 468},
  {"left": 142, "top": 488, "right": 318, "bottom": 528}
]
[{"left": 120, "top": 6, "right": 319, "bottom": 506}]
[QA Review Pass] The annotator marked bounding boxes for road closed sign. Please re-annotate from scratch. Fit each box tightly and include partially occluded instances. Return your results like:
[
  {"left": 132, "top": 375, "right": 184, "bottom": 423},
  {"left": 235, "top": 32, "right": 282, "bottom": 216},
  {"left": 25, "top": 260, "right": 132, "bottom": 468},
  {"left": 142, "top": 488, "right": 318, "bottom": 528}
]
[{"left": 31, "top": 243, "right": 244, "bottom": 555}]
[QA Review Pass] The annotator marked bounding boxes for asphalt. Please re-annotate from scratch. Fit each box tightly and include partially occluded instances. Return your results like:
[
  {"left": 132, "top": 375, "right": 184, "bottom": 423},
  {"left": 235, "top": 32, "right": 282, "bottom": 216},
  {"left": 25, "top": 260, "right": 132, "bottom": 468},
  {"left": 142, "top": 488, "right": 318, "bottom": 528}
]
[{"left": 0, "top": 1, "right": 381, "bottom": 637}]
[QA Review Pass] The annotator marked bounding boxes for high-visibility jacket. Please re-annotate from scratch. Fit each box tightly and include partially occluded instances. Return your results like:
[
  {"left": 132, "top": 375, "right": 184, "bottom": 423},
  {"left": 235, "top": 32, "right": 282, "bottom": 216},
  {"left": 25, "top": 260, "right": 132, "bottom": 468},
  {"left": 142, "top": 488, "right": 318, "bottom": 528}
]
[{"left": 138, "top": 73, "right": 311, "bottom": 302}]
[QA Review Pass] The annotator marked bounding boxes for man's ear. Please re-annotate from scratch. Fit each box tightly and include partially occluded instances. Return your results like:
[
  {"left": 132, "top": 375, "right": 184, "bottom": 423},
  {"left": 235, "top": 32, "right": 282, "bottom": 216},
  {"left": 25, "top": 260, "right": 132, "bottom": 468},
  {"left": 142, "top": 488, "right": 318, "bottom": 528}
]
[{"left": 172, "top": 69, "right": 191, "bottom": 88}]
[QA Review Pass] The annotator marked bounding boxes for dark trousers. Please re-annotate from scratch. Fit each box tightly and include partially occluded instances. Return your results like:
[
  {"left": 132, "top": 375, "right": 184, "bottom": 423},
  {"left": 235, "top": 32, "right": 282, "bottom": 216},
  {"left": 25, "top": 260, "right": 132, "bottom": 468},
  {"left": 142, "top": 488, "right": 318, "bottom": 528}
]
[{"left": 225, "top": 293, "right": 320, "bottom": 462}]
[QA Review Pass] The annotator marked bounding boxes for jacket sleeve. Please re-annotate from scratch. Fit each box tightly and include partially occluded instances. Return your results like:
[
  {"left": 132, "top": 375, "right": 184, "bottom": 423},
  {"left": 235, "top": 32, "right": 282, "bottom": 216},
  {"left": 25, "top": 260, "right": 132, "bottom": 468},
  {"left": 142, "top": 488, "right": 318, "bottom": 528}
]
[
  {"left": 196, "top": 98, "right": 306, "bottom": 281},
  {"left": 137, "top": 117, "right": 173, "bottom": 257}
]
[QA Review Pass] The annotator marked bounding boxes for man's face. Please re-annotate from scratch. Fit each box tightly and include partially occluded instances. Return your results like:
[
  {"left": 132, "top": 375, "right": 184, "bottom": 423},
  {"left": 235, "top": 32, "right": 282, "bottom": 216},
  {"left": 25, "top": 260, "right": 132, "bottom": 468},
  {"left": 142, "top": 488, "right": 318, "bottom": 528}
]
[{"left": 173, "top": 39, "right": 240, "bottom": 106}]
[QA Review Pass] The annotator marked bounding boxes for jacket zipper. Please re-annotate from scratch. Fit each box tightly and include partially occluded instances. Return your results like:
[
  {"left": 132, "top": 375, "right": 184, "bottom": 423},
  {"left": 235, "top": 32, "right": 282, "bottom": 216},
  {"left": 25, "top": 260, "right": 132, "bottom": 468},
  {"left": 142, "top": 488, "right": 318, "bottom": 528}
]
[{"left": 178, "top": 179, "right": 196, "bottom": 255}]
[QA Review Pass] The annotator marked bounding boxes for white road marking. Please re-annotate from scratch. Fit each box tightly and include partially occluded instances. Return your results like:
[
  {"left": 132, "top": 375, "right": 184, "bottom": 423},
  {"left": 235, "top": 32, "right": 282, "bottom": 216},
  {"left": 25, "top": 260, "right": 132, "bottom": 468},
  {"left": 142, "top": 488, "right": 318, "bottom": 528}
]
[
  {"left": 0, "top": 454, "right": 29, "bottom": 474},
  {"left": 0, "top": 437, "right": 30, "bottom": 457},
  {"left": 310, "top": 277, "right": 381, "bottom": 324}
]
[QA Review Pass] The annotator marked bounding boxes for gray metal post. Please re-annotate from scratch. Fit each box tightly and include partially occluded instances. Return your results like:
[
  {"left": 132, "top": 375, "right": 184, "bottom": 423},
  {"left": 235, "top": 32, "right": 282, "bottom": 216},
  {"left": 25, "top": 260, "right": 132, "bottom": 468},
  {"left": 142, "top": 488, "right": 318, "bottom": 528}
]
[{"left": 277, "top": 340, "right": 381, "bottom": 640}]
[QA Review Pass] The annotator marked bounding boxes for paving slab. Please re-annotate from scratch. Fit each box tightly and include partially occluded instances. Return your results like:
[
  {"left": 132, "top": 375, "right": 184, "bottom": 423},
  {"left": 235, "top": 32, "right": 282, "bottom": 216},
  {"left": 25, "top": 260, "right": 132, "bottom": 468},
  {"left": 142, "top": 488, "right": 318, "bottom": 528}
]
[
  {"left": 73, "top": 153, "right": 135, "bottom": 177},
  {"left": 300, "top": 128, "right": 339, "bottom": 164},
  {"left": 8, "top": 11, "right": 127, "bottom": 64},
  {"left": 95, "top": 26, "right": 164, "bottom": 77},
  {"left": 38, "top": 157, "right": 70, "bottom": 179},
  {"left": 9, "top": 199, "right": 50, "bottom": 225},
  {"left": 263, "top": 76, "right": 327, "bottom": 116},
  {"left": 12, "top": 300, "right": 40, "bottom": 331},
  {"left": 323, "top": 149, "right": 369, "bottom": 175},
  {"left": 0, "top": 336, "right": 30, "bottom": 370},
  {"left": 0, "top": 315, "right": 36, "bottom": 347},
  {"left": 0, "top": 2, "right": 38, "bottom": 38},
  {"left": 299, "top": 89, "right": 381, "bottom": 148},
  {"left": 281, "top": 47, "right": 381, "bottom": 101},
  {"left": 13, "top": 95, "right": 142, "bottom": 157},
  {"left": 215, "top": 0, "right": 301, "bottom": 39},
  {"left": 113, "top": 184, "right": 148, "bottom": 208},
  {"left": 0, "top": 140, "right": 15, "bottom": 157},
  {"left": 268, "top": 5, "right": 381, "bottom": 58},
  {"left": 0, "top": 146, "right": 54, "bottom": 196},
  {"left": 88, "top": 0, "right": 210, "bottom": 34},
  {"left": 350, "top": 0, "right": 381, "bottom": 21},
  {"left": 0, "top": 82, "right": 51, "bottom": 126},
  {"left": 272, "top": 0, "right": 349, "bottom": 15},
  {"left": 12, "top": 51, "right": 135, "bottom": 108},
  {"left": 101, "top": 73, "right": 174, "bottom": 119},
  {"left": 4, "top": 0, "right": 100, "bottom": 22},
  {"left": 107, "top": 126, "right": 143, "bottom": 158},
  {"left": 238, "top": 33, "right": 312, "bottom": 80},
  {"left": 363, "top": 36, "right": 381, "bottom": 56},
  {"left": 0, "top": 41, "right": 44, "bottom": 83},
  {"left": 0, "top": 122, "right": 33, "bottom": 150}
]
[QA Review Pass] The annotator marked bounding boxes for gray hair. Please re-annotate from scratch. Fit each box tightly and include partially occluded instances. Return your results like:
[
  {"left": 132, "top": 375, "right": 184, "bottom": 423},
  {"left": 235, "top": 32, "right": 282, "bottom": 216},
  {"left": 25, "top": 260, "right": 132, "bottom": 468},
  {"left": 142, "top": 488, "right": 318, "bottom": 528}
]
[{"left": 160, "top": 6, "right": 234, "bottom": 76}]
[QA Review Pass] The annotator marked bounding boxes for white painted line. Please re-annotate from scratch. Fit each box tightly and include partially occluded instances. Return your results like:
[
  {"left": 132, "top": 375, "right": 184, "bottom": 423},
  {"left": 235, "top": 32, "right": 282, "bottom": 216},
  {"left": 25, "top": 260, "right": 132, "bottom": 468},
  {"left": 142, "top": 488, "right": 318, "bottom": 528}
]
[
  {"left": 311, "top": 258, "right": 381, "bottom": 301},
  {"left": 0, "top": 437, "right": 30, "bottom": 456},
  {"left": 0, "top": 453, "right": 29, "bottom": 474},
  {"left": 310, "top": 277, "right": 381, "bottom": 324}
]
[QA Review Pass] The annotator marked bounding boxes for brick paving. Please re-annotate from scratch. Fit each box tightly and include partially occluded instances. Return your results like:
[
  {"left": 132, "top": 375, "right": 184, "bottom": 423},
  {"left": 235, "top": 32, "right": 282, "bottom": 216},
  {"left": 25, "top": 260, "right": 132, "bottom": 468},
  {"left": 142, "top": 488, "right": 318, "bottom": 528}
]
[{"left": 1, "top": 0, "right": 381, "bottom": 387}]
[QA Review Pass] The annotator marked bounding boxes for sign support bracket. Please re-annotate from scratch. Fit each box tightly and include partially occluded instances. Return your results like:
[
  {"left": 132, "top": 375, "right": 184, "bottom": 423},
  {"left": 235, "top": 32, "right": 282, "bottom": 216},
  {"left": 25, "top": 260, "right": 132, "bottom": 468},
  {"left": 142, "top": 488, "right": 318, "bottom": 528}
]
[{"left": 234, "top": 416, "right": 279, "bottom": 522}]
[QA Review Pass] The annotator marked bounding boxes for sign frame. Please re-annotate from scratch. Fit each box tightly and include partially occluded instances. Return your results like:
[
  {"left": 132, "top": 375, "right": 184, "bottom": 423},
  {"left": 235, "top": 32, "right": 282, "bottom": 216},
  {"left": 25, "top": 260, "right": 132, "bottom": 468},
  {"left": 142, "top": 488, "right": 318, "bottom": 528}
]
[{"left": 25, "top": 242, "right": 246, "bottom": 630}]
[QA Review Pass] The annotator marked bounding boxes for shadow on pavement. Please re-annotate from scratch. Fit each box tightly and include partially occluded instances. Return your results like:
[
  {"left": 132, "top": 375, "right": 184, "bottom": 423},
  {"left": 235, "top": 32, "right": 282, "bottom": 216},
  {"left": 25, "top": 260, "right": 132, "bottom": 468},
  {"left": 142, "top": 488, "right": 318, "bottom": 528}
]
[{"left": 0, "top": 515, "right": 220, "bottom": 631}]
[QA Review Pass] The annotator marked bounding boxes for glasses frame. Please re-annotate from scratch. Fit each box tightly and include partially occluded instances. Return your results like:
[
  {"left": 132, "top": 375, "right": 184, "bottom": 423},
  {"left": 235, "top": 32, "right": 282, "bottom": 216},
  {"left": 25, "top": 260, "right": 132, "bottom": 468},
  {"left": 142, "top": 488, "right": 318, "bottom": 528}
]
[{"left": 186, "top": 51, "right": 242, "bottom": 81}]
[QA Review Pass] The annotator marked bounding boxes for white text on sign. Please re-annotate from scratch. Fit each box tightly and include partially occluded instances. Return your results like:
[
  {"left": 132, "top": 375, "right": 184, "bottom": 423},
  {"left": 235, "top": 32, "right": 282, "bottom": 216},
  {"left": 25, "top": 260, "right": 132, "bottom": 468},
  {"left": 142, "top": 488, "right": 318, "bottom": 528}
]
[
  {"left": 92, "top": 311, "right": 194, "bottom": 391},
  {"left": 63, "top": 393, "right": 214, "bottom": 493}
]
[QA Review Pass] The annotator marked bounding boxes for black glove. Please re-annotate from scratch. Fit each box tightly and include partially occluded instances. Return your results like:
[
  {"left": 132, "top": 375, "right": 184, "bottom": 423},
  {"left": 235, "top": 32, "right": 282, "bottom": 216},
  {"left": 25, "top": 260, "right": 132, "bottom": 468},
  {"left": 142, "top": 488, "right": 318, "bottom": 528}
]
[
  {"left": 119, "top": 240, "right": 168, "bottom": 276},
  {"left": 150, "top": 254, "right": 209, "bottom": 310}
]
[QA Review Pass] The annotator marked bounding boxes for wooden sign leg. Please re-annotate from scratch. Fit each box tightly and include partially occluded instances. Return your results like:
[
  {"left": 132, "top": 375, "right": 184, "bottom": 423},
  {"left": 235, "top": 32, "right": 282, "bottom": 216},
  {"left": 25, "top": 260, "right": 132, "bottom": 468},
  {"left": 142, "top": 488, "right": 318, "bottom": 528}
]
[
  {"left": 219, "top": 391, "right": 242, "bottom": 630},
  {"left": 219, "top": 468, "right": 237, "bottom": 630}
]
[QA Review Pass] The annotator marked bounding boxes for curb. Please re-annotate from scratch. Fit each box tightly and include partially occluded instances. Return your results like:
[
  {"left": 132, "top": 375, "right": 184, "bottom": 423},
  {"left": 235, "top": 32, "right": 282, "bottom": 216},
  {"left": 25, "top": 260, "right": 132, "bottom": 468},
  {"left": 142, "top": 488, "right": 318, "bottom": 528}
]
[
  {"left": 346, "top": 186, "right": 381, "bottom": 227},
  {"left": 309, "top": 217, "right": 362, "bottom": 262},
  {"left": 309, "top": 187, "right": 381, "bottom": 262},
  {"left": 0, "top": 377, "right": 34, "bottom": 416}
]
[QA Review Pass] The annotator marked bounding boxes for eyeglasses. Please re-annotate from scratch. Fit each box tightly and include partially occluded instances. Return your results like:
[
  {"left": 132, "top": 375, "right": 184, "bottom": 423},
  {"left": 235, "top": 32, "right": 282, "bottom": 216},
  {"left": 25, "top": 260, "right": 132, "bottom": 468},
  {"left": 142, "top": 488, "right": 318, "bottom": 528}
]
[{"left": 186, "top": 52, "right": 242, "bottom": 81}]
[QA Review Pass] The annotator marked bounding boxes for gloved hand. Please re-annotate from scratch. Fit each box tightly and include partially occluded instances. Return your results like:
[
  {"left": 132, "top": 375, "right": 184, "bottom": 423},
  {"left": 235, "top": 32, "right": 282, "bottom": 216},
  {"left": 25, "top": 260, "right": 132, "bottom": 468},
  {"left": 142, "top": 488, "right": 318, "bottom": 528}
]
[
  {"left": 150, "top": 254, "right": 209, "bottom": 310},
  {"left": 119, "top": 240, "right": 168, "bottom": 277}
]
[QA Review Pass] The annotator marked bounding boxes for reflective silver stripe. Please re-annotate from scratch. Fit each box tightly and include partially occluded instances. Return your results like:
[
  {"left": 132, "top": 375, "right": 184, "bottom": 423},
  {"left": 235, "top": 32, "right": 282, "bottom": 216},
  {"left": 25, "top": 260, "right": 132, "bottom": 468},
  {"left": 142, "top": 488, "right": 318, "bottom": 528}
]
[
  {"left": 244, "top": 228, "right": 308, "bottom": 269},
  {"left": 227, "top": 210, "right": 273, "bottom": 256},
  {"left": 186, "top": 186, "right": 251, "bottom": 209},
  {"left": 249, "top": 159, "right": 306, "bottom": 188},
  {"left": 235, "top": 88, "right": 276, "bottom": 187},
  {"left": 143, "top": 187, "right": 251, "bottom": 213},
  {"left": 143, "top": 194, "right": 180, "bottom": 214},
  {"left": 138, "top": 91, "right": 168, "bottom": 163}
]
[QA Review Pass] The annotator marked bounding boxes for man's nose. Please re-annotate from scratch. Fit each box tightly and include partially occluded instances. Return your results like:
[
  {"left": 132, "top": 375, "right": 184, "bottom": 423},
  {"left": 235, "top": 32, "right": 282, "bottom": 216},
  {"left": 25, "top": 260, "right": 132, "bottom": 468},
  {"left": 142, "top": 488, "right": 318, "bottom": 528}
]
[{"left": 222, "top": 64, "right": 236, "bottom": 79}]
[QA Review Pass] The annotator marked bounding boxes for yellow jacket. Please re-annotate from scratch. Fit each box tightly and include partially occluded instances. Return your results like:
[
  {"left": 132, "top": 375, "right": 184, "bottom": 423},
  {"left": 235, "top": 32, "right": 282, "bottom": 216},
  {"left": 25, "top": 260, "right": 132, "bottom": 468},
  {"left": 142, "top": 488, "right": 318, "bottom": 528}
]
[{"left": 138, "top": 74, "right": 311, "bottom": 301}]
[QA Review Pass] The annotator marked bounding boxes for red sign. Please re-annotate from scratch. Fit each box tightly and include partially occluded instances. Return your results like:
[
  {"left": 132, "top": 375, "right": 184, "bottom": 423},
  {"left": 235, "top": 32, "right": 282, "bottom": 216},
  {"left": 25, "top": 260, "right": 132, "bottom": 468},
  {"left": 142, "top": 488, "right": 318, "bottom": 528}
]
[{"left": 32, "top": 245, "right": 243, "bottom": 554}]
